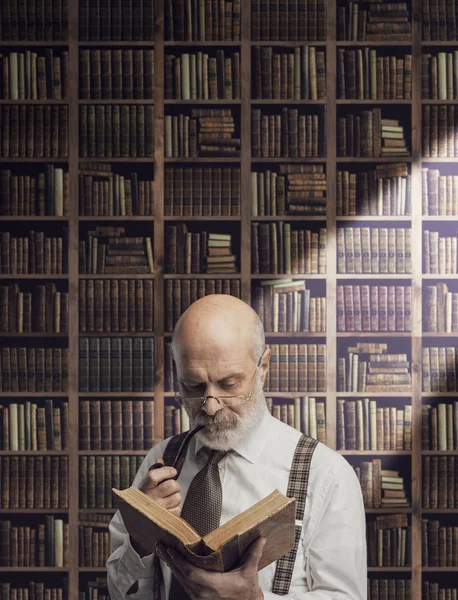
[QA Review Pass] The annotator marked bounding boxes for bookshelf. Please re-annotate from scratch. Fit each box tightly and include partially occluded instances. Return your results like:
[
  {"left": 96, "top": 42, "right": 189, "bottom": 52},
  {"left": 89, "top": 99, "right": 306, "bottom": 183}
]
[{"left": 0, "top": 0, "right": 457, "bottom": 599}]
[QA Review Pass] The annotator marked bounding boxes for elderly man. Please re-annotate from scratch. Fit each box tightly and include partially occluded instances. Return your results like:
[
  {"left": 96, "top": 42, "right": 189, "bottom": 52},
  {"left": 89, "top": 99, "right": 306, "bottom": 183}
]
[{"left": 107, "top": 295, "right": 367, "bottom": 600}]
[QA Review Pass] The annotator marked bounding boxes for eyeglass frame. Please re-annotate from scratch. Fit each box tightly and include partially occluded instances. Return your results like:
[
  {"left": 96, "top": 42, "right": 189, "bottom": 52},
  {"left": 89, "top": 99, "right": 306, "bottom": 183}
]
[{"left": 174, "top": 352, "right": 265, "bottom": 409}]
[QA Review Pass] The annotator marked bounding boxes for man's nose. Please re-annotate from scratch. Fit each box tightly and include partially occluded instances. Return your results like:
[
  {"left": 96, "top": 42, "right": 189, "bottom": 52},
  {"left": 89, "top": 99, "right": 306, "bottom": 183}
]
[{"left": 201, "top": 394, "right": 224, "bottom": 416}]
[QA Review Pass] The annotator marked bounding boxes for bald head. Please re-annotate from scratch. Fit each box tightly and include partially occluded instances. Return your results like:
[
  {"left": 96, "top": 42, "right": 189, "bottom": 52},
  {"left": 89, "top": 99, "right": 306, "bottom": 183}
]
[{"left": 171, "top": 295, "right": 265, "bottom": 365}]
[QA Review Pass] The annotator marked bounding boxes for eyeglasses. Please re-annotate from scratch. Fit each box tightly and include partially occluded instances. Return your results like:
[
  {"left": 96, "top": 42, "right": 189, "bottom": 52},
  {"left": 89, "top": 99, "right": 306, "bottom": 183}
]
[{"left": 174, "top": 355, "right": 263, "bottom": 409}]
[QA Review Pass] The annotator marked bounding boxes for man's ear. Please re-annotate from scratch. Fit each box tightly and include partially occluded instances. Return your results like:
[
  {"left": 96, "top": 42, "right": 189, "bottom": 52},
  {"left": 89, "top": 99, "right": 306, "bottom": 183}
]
[{"left": 259, "top": 346, "right": 271, "bottom": 386}]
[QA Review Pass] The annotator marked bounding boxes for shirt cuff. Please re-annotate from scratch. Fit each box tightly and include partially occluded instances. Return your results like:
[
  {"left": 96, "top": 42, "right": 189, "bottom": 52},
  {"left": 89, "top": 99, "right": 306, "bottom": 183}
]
[{"left": 117, "top": 535, "right": 156, "bottom": 590}]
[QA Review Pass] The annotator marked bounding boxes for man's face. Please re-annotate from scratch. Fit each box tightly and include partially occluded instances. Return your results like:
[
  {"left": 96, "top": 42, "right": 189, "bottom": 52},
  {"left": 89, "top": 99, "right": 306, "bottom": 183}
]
[{"left": 174, "top": 337, "right": 266, "bottom": 451}]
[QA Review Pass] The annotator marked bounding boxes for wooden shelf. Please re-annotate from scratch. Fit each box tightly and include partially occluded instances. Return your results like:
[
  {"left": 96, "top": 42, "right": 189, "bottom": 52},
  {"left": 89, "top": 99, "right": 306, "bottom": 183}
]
[
  {"left": 79, "top": 216, "right": 154, "bottom": 221},
  {"left": 337, "top": 157, "right": 413, "bottom": 162},
  {"left": 337, "top": 274, "right": 412, "bottom": 279},
  {"left": 251, "top": 274, "right": 326, "bottom": 280},
  {"left": 164, "top": 273, "right": 241, "bottom": 279},
  {"left": 165, "top": 99, "right": 241, "bottom": 104},
  {"left": 422, "top": 451, "right": 458, "bottom": 455},
  {"left": 0, "top": 333, "right": 68, "bottom": 338},
  {"left": 0, "top": 509, "right": 69, "bottom": 514},
  {"left": 421, "top": 509, "right": 458, "bottom": 513},
  {"left": 337, "top": 393, "right": 413, "bottom": 397},
  {"left": 336, "top": 216, "right": 411, "bottom": 221},
  {"left": 79, "top": 567, "right": 107, "bottom": 572},
  {"left": 264, "top": 332, "right": 326, "bottom": 338},
  {"left": 165, "top": 157, "right": 241, "bottom": 162},
  {"left": 79, "top": 274, "right": 155, "bottom": 279},
  {"left": 365, "top": 508, "right": 412, "bottom": 513},
  {"left": 422, "top": 99, "right": 458, "bottom": 104},
  {"left": 0, "top": 451, "right": 68, "bottom": 456},
  {"left": 252, "top": 216, "right": 326, "bottom": 221},
  {"left": 81, "top": 332, "right": 154, "bottom": 337},
  {"left": 422, "top": 332, "right": 458, "bottom": 337},
  {"left": 78, "top": 157, "right": 153, "bottom": 162},
  {"left": 337, "top": 41, "right": 412, "bottom": 47},
  {"left": 0, "top": 568, "right": 69, "bottom": 572},
  {"left": 0, "top": 393, "right": 68, "bottom": 398},
  {"left": 367, "top": 567, "right": 412, "bottom": 572},
  {"left": 79, "top": 508, "right": 117, "bottom": 514},
  {"left": 0, "top": 42, "right": 68, "bottom": 47},
  {"left": 79, "top": 99, "right": 154, "bottom": 104},
  {"left": 0, "top": 275, "right": 68, "bottom": 279},
  {"left": 423, "top": 216, "right": 458, "bottom": 221},
  {"left": 78, "top": 450, "right": 148, "bottom": 455},
  {"left": 164, "top": 216, "right": 240, "bottom": 221},
  {"left": 251, "top": 41, "right": 327, "bottom": 47},
  {"left": 422, "top": 393, "right": 458, "bottom": 397},
  {"left": 165, "top": 41, "right": 240, "bottom": 46},
  {"left": 251, "top": 99, "right": 327, "bottom": 105},
  {"left": 336, "top": 99, "right": 412, "bottom": 104},
  {"left": 336, "top": 332, "right": 412, "bottom": 337},
  {"left": 80, "top": 41, "right": 155, "bottom": 46},
  {"left": 78, "top": 393, "right": 154, "bottom": 397},
  {"left": 339, "top": 451, "right": 412, "bottom": 456},
  {"left": 252, "top": 157, "right": 326, "bottom": 163},
  {"left": 0, "top": 216, "right": 69, "bottom": 221}
]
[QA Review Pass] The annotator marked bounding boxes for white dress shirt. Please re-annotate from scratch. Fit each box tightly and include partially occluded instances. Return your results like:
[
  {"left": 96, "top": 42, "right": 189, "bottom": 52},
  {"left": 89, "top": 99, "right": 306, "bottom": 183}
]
[{"left": 107, "top": 406, "right": 367, "bottom": 600}]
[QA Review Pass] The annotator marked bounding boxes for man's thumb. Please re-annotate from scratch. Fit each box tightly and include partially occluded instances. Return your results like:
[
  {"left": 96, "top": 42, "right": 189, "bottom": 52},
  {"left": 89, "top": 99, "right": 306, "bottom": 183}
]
[{"left": 242, "top": 537, "right": 267, "bottom": 571}]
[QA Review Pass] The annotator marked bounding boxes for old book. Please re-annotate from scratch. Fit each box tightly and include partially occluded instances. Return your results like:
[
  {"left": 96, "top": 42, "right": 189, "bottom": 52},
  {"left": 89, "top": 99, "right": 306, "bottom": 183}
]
[{"left": 113, "top": 486, "right": 295, "bottom": 572}]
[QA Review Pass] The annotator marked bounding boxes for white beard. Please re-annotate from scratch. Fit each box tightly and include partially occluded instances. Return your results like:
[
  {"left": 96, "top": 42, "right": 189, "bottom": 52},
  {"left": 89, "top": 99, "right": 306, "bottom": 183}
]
[{"left": 191, "top": 381, "right": 267, "bottom": 451}]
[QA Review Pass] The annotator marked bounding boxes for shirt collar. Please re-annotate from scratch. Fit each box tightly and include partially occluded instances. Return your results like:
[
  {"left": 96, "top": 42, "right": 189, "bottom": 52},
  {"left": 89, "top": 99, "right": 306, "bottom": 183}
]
[{"left": 193, "top": 404, "right": 274, "bottom": 464}]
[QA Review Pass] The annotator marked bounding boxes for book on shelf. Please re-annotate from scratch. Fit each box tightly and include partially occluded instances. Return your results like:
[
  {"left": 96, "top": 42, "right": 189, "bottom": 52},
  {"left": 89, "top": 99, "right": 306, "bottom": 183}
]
[
  {"left": 251, "top": 223, "right": 326, "bottom": 274},
  {"left": 337, "top": 399, "right": 412, "bottom": 451},
  {"left": 337, "top": 342, "right": 412, "bottom": 393},
  {"left": 80, "top": 49, "right": 154, "bottom": 100},
  {"left": 421, "top": 401, "right": 458, "bottom": 450},
  {"left": 0, "top": 166, "right": 69, "bottom": 217},
  {"left": 422, "top": 167, "right": 458, "bottom": 216},
  {"left": 0, "top": 582, "right": 67, "bottom": 600},
  {"left": 165, "top": 0, "right": 241, "bottom": 41},
  {"left": 369, "top": 579, "right": 412, "bottom": 600},
  {"left": 337, "top": 226, "right": 412, "bottom": 274},
  {"left": 337, "top": 163, "right": 411, "bottom": 216},
  {"left": 164, "top": 108, "right": 240, "bottom": 158},
  {"left": 423, "top": 229, "right": 458, "bottom": 274},
  {"left": 422, "top": 519, "right": 458, "bottom": 567},
  {"left": 252, "top": 108, "right": 325, "bottom": 158},
  {"left": 422, "top": 0, "right": 458, "bottom": 41},
  {"left": 425, "top": 283, "right": 458, "bottom": 333},
  {"left": 0, "top": 455, "right": 69, "bottom": 509},
  {"left": 338, "top": 0, "right": 412, "bottom": 41},
  {"left": 79, "top": 399, "right": 154, "bottom": 451},
  {"left": 354, "top": 461, "right": 410, "bottom": 508},
  {"left": 79, "top": 337, "right": 154, "bottom": 393},
  {"left": 79, "top": 279, "right": 154, "bottom": 333},
  {"left": 79, "top": 524, "right": 110, "bottom": 568},
  {"left": 165, "top": 50, "right": 240, "bottom": 100},
  {"left": 337, "top": 284, "right": 412, "bottom": 333},
  {"left": 0, "top": 347, "right": 68, "bottom": 393},
  {"left": 366, "top": 513, "right": 411, "bottom": 568},
  {"left": 165, "top": 279, "right": 241, "bottom": 332},
  {"left": 423, "top": 347, "right": 458, "bottom": 392},
  {"left": 338, "top": 48, "right": 412, "bottom": 100},
  {"left": 265, "top": 343, "right": 327, "bottom": 393},
  {"left": 79, "top": 0, "right": 154, "bottom": 41},
  {"left": 0, "top": 0, "right": 69, "bottom": 42},
  {"left": 0, "top": 398, "right": 68, "bottom": 451},
  {"left": 422, "top": 51, "right": 458, "bottom": 100},
  {"left": 79, "top": 105, "right": 154, "bottom": 159},
  {"left": 253, "top": 46, "right": 326, "bottom": 100},
  {"left": 0, "top": 229, "right": 69, "bottom": 275},
  {"left": 252, "top": 165, "right": 327, "bottom": 217},
  {"left": 113, "top": 486, "right": 296, "bottom": 572},
  {"left": 0, "top": 105, "right": 68, "bottom": 158},
  {"left": 422, "top": 456, "right": 458, "bottom": 510},
  {"left": 252, "top": 278, "right": 326, "bottom": 333},
  {"left": 422, "top": 105, "right": 458, "bottom": 158},
  {"left": 423, "top": 583, "right": 458, "bottom": 600},
  {"left": 165, "top": 166, "right": 240, "bottom": 217},
  {"left": 79, "top": 455, "right": 145, "bottom": 510},
  {"left": 251, "top": 0, "right": 327, "bottom": 41}
]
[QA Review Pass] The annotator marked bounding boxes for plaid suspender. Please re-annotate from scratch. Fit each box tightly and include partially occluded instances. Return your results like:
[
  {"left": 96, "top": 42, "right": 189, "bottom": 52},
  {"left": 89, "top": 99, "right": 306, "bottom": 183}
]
[
  {"left": 271, "top": 434, "right": 318, "bottom": 596},
  {"left": 151, "top": 432, "right": 318, "bottom": 598},
  {"left": 152, "top": 432, "right": 189, "bottom": 599}
]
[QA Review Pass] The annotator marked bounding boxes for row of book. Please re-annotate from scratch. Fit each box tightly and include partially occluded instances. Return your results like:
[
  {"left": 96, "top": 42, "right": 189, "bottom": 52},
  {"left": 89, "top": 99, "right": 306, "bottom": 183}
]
[
  {"left": 79, "top": 230, "right": 154, "bottom": 275},
  {"left": 0, "top": 583, "right": 66, "bottom": 600},
  {"left": 79, "top": 0, "right": 154, "bottom": 41},
  {"left": 423, "top": 167, "right": 458, "bottom": 216},
  {"left": 337, "top": 284, "right": 412, "bottom": 333},
  {"left": 338, "top": 0, "right": 412, "bottom": 41},
  {"left": 423, "top": 347, "right": 458, "bottom": 392},
  {"left": 0, "top": 456, "right": 68, "bottom": 509},
  {"left": 80, "top": 399, "right": 154, "bottom": 451},
  {"left": 366, "top": 514, "right": 411, "bottom": 567},
  {"left": 252, "top": 279, "right": 326, "bottom": 333},
  {"left": 426, "top": 283, "right": 458, "bottom": 333},
  {"left": 337, "top": 400, "right": 412, "bottom": 451},
  {"left": 79, "top": 337, "right": 154, "bottom": 393},
  {"left": 79, "top": 279, "right": 154, "bottom": 333},
  {"left": 337, "top": 49, "right": 412, "bottom": 100},
  {"left": 252, "top": 108, "right": 324, "bottom": 158},
  {"left": 0, "top": 50, "right": 68, "bottom": 100},
  {"left": 252, "top": 165, "right": 326, "bottom": 217},
  {"left": 0, "top": 166, "right": 68, "bottom": 217},
  {"left": 164, "top": 109, "right": 240, "bottom": 157},
  {"left": 79, "top": 455, "right": 144, "bottom": 509},
  {"left": 423, "top": 584, "right": 457, "bottom": 600},
  {"left": 422, "top": 402, "right": 458, "bottom": 451},
  {"left": 337, "top": 343, "right": 411, "bottom": 393},
  {"left": 0, "top": 0, "right": 68, "bottom": 42},
  {"left": 79, "top": 105, "right": 155, "bottom": 159},
  {"left": 165, "top": 51, "right": 240, "bottom": 100},
  {"left": 0, "top": 347, "right": 68, "bottom": 393},
  {"left": 0, "top": 399, "right": 68, "bottom": 451},
  {"left": 337, "top": 226, "right": 412, "bottom": 275},
  {"left": 423, "top": 456, "right": 458, "bottom": 509},
  {"left": 0, "top": 517, "right": 68, "bottom": 567},
  {"left": 422, "top": 52, "right": 458, "bottom": 100},
  {"left": 80, "top": 579, "right": 107, "bottom": 600},
  {"left": 253, "top": 46, "right": 326, "bottom": 100},
  {"left": 251, "top": 223, "right": 327, "bottom": 274},
  {"left": 0, "top": 105, "right": 68, "bottom": 158},
  {"left": 79, "top": 171, "right": 154, "bottom": 217},
  {"left": 356, "top": 462, "right": 409, "bottom": 508},
  {"left": 164, "top": 166, "right": 241, "bottom": 217},
  {"left": 424, "top": 229, "right": 458, "bottom": 275},
  {"left": 338, "top": 112, "right": 409, "bottom": 157},
  {"left": 0, "top": 231, "right": 67, "bottom": 275},
  {"left": 422, "top": 520, "right": 458, "bottom": 567},
  {"left": 368, "top": 579, "right": 411, "bottom": 600},
  {"left": 423, "top": 105, "right": 458, "bottom": 158},
  {"left": 80, "top": 49, "right": 154, "bottom": 100},
  {"left": 165, "top": 225, "right": 237, "bottom": 274},
  {"left": 79, "top": 526, "right": 109, "bottom": 568},
  {"left": 422, "top": 0, "right": 458, "bottom": 41},
  {"left": 251, "top": 0, "right": 326, "bottom": 41},
  {"left": 337, "top": 164, "right": 411, "bottom": 217},
  {"left": 0, "top": 284, "right": 68, "bottom": 334},
  {"left": 164, "top": 279, "right": 241, "bottom": 331},
  {"left": 165, "top": 0, "right": 241, "bottom": 41}
]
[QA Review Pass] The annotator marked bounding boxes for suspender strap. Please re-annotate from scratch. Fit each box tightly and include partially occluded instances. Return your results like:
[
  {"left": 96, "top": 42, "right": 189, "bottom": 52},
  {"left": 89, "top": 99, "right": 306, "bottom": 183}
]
[
  {"left": 152, "top": 432, "right": 189, "bottom": 598},
  {"left": 271, "top": 435, "right": 318, "bottom": 596}
]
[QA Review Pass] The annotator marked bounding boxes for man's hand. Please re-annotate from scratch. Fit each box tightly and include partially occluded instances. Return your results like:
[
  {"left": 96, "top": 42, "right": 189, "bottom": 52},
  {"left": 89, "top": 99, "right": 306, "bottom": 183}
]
[
  {"left": 155, "top": 536, "right": 266, "bottom": 600},
  {"left": 139, "top": 458, "right": 182, "bottom": 517}
]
